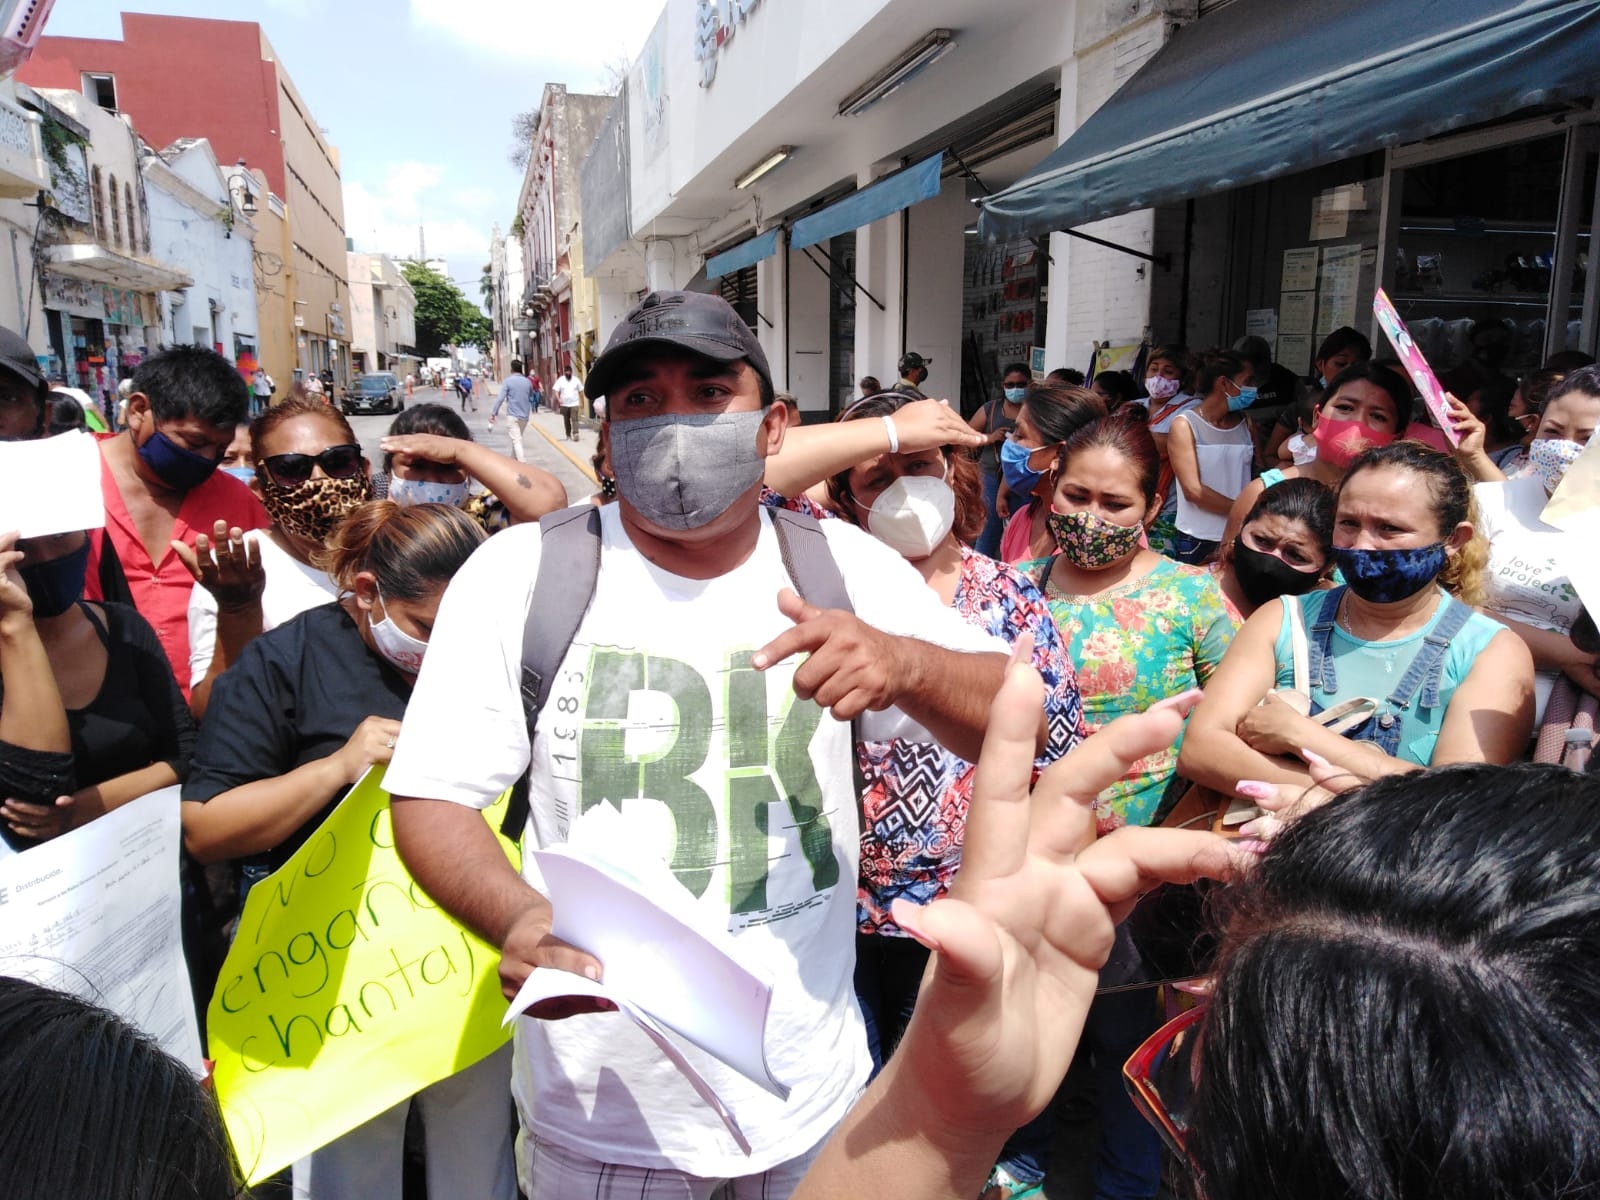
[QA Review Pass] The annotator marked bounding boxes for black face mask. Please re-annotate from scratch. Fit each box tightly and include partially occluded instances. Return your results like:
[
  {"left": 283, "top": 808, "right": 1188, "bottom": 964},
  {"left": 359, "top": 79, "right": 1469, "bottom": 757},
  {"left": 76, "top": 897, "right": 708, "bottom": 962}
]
[
  {"left": 19, "top": 540, "right": 90, "bottom": 618},
  {"left": 1232, "top": 540, "right": 1322, "bottom": 608}
]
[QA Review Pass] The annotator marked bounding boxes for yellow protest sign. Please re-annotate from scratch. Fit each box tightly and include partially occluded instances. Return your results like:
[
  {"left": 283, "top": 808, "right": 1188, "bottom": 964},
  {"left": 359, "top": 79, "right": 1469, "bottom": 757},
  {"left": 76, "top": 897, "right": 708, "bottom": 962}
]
[{"left": 207, "top": 767, "right": 518, "bottom": 1184}]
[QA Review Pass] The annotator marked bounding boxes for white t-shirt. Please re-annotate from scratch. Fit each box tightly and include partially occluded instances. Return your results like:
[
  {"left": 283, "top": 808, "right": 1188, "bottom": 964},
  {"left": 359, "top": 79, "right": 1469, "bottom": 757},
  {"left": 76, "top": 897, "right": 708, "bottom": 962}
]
[
  {"left": 187, "top": 531, "right": 339, "bottom": 681},
  {"left": 385, "top": 504, "right": 1002, "bottom": 1176},
  {"left": 1475, "top": 475, "right": 1582, "bottom": 724},
  {"left": 554, "top": 375, "right": 584, "bottom": 408}
]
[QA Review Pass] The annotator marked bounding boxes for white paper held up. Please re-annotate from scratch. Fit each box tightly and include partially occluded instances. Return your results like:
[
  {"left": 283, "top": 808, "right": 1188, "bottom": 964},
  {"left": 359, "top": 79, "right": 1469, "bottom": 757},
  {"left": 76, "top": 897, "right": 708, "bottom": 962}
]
[
  {"left": 0, "top": 787, "right": 201, "bottom": 1071},
  {"left": 0, "top": 430, "right": 105, "bottom": 537}
]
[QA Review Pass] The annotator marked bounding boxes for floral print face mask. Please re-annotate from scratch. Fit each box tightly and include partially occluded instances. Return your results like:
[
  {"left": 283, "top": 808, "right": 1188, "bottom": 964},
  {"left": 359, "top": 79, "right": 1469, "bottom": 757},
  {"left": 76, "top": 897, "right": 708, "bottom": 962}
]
[{"left": 1048, "top": 508, "right": 1143, "bottom": 569}]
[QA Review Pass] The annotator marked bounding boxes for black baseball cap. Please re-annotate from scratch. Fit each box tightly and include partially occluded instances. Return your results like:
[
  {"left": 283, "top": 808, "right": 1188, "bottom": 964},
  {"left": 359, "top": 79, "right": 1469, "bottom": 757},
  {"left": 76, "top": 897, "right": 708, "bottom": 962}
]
[
  {"left": 0, "top": 325, "right": 46, "bottom": 395},
  {"left": 898, "top": 351, "right": 931, "bottom": 374},
  {"left": 586, "top": 290, "right": 772, "bottom": 400}
]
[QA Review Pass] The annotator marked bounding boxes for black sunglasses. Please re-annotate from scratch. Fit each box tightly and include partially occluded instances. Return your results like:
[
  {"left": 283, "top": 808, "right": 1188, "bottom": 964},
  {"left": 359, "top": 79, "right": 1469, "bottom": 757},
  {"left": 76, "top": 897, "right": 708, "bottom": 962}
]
[{"left": 263, "top": 443, "right": 363, "bottom": 485}]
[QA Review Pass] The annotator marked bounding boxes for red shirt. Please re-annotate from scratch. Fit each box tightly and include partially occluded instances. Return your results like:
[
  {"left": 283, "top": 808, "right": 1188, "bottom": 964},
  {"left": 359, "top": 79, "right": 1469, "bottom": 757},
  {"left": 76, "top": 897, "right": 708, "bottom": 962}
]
[{"left": 85, "top": 436, "right": 269, "bottom": 697}]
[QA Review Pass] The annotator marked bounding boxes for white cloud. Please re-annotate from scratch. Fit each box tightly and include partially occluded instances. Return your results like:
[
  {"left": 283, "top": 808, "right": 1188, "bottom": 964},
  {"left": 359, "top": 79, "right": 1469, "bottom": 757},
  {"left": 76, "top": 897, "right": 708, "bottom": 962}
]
[
  {"left": 261, "top": 0, "right": 313, "bottom": 15},
  {"left": 344, "top": 160, "right": 499, "bottom": 288},
  {"left": 409, "top": 0, "right": 664, "bottom": 82}
]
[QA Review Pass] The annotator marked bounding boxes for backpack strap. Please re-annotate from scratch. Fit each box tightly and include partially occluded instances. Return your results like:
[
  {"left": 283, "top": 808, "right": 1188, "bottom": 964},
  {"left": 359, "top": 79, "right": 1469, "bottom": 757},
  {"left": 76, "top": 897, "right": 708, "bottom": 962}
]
[
  {"left": 768, "top": 507, "right": 853, "bottom": 616},
  {"left": 503, "top": 504, "right": 602, "bottom": 839}
]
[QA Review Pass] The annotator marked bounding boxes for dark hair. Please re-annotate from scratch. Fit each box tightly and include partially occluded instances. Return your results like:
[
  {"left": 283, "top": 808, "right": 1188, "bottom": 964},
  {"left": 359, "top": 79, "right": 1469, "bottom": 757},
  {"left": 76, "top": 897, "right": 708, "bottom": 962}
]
[
  {"left": 1001, "top": 362, "right": 1031, "bottom": 381},
  {"left": 47, "top": 392, "right": 86, "bottom": 436},
  {"left": 1313, "top": 326, "right": 1373, "bottom": 370},
  {"left": 1195, "top": 350, "right": 1248, "bottom": 398},
  {"left": 510, "top": 358, "right": 524, "bottom": 374},
  {"left": 826, "top": 392, "right": 984, "bottom": 544},
  {"left": 250, "top": 394, "right": 358, "bottom": 463},
  {"left": 1047, "top": 367, "right": 1085, "bottom": 386},
  {"left": 1440, "top": 361, "right": 1519, "bottom": 444},
  {"left": 1021, "top": 383, "right": 1109, "bottom": 476},
  {"left": 1242, "top": 476, "right": 1334, "bottom": 559},
  {"left": 1320, "top": 361, "right": 1410, "bottom": 426},
  {"left": 859, "top": 376, "right": 881, "bottom": 393},
  {"left": 1060, "top": 411, "right": 1161, "bottom": 502},
  {"left": 1146, "top": 344, "right": 1190, "bottom": 377},
  {"left": 133, "top": 344, "right": 250, "bottom": 428},
  {"left": 1341, "top": 440, "right": 1485, "bottom": 605},
  {"left": 382, "top": 403, "right": 472, "bottom": 471},
  {"left": 1191, "top": 763, "right": 1600, "bottom": 1200},
  {"left": 1542, "top": 363, "right": 1600, "bottom": 416},
  {"left": 1542, "top": 350, "right": 1597, "bottom": 373},
  {"left": 1091, "top": 370, "right": 1139, "bottom": 410},
  {"left": 316, "top": 500, "right": 485, "bottom": 600},
  {"left": 775, "top": 391, "right": 800, "bottom": 415},
  {"left": 0, "top": 976, "right": 244, "bottom": 1198}
]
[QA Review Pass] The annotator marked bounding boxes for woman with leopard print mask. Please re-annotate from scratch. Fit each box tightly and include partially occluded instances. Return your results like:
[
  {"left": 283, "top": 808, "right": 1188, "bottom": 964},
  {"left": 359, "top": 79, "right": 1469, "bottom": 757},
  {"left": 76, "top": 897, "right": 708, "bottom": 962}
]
[{"left": 178, "top": 397, "right": 374, "bottom": 719}]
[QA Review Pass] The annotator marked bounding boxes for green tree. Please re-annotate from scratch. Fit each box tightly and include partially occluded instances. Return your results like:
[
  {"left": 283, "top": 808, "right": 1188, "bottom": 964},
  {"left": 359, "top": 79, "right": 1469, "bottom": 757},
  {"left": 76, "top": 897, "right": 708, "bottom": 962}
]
[
  {"left": 457, "top": 298, "right": 493, "bottom": 354},
  {"left": 402, "top": 260, "right": 480, "bottom": 358}
]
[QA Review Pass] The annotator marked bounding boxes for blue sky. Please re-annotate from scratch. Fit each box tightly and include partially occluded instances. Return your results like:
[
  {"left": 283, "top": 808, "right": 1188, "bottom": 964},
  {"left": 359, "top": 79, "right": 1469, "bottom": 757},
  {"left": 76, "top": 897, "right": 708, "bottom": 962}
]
[{"left": 45, "top": 0, "right": 664, "bottom": 305}]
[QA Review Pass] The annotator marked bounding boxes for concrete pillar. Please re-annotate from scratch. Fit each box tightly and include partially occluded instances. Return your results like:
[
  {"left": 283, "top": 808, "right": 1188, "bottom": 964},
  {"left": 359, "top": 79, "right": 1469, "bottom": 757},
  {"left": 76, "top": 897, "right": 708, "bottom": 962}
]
[
  {"left": 786, "top": 241, "right": 830, "bottom": 415},
  {"left": 644, "top": 239, "right": 676, "bottom": 292},
  {"left": 755, "top": 240, "right": 787, "bottom": 391},
  {"left": 903, "top": 188, "right": 968, "bottom": 403},
  {"left": 853, "top": 203, "right": 904, "bottom": 395}
]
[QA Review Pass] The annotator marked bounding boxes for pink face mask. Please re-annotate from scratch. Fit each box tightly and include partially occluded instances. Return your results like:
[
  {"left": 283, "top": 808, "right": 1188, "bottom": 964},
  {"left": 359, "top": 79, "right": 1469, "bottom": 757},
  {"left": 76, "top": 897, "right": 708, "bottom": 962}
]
[{"left": 1314, "top": 417, "right": 1395, "bottom": 469}]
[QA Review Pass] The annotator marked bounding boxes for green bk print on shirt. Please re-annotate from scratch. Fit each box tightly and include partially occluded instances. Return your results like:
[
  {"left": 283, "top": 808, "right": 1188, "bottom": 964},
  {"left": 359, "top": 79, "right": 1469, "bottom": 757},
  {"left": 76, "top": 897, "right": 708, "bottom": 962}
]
[{"left": 557, "top": 645, "right": 841, "bottom": 917}]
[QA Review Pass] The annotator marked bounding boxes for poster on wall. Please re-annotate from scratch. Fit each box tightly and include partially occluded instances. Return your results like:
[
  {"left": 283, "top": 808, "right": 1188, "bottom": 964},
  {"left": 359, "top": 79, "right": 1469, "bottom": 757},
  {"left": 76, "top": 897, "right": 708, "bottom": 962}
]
[
  {"left": 1281, "top": 248, "right": 1321, "bottom": 293},
  {"left": 1315, "top": 243, "right": 1362, "bottom": 337},
  {"left": 1244, "top": 308, "right": 1278, "bottom": 352}
]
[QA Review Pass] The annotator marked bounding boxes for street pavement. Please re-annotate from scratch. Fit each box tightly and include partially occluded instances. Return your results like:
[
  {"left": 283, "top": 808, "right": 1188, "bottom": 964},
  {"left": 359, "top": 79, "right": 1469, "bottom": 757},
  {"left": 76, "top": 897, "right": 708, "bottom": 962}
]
[{"left": 346, "top": 382, "right": 600, "bottom": 507}]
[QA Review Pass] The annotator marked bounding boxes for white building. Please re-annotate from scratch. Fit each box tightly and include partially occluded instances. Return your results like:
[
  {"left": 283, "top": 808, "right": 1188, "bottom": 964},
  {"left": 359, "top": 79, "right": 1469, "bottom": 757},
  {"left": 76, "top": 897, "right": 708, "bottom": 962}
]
[
  {"left": 581, "top": 0, "right": 1600, "bottom": 420},
  {"left": 346, "top": 250, "right": 419, "bottom": 379},
  {"left": 488, "top": 222, "right": 525, "bottom": 377},
  {"left": 0, "top": 79, "right": 54, "bottom": 361},
  {"left": 142, "top": 137, "right": 259, "bottom": 369},
  {"left": 32, "top": 86, "right": 188, "bottom": 401}
]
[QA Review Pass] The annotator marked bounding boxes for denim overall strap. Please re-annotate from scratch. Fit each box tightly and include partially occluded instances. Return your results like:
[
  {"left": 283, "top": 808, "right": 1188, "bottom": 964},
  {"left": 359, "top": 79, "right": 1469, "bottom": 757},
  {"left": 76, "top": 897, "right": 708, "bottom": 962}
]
[
  {"left": 1306, "top": 587, "right": 1346, "bottom": 696},
  {"left": 1383, "top": 594, "right": 1474, "bottom": 714}
]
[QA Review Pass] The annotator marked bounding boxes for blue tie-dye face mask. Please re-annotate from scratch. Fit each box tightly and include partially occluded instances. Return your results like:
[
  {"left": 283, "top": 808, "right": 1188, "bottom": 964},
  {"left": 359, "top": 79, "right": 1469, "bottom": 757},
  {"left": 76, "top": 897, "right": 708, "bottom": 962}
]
[{"left": 1332, "top": 542, "right": 1447, "bottom": 605}]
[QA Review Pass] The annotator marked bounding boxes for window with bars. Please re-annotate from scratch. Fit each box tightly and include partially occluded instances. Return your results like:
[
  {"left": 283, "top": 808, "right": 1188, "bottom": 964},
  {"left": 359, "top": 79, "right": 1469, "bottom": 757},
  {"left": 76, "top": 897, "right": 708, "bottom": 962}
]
[
  {"left": 717, "top": 264, "right": 759, "bottom": 331},
  {"left": 124, "top": 183, "right": 136, "bottom": 254},
  {"left": 91, "top": 165, "right": 106, "bottom": 242},
  {"left": 108, "top": 172, "right": 122, "bottom": 249}
]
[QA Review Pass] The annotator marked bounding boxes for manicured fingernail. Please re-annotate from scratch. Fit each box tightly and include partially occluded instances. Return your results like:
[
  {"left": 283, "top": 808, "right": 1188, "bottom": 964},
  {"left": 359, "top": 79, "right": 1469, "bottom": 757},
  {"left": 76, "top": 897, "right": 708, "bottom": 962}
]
[
  {"left": 751, "top": 653, "right": 768, "bottom": 669},
  {"left": 892, "top": 901, "right": 942, "bottom": 953},
  {"left": 1234, "top": 780, "right": 1275, "bottom": 800},
  {"left": 1301, "top": 748, "right": 1331, "bottom": 767},
  {"left": 1153, "top": 688, "right": 1204, "bottom": 714},
  {"left": 1235, "top": 838, "right": 1270, "bottom": 855},
  {"left": 583, "top": 965, "right": 599, "bottom": 981}
]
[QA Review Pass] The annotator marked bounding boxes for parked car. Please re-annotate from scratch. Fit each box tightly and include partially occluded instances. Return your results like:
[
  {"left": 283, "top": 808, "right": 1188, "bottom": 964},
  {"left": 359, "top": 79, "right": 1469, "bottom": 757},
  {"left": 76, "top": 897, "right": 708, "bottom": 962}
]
[{"left": 341, "top": 372, "right": 403, "bottom": 416}]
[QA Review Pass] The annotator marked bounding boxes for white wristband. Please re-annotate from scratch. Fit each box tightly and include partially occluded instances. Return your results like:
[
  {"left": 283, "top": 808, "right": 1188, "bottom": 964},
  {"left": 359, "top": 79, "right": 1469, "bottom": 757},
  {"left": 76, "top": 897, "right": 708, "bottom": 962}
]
[{"left": 882, "top": 415, "right": 899, "bottom": 454}]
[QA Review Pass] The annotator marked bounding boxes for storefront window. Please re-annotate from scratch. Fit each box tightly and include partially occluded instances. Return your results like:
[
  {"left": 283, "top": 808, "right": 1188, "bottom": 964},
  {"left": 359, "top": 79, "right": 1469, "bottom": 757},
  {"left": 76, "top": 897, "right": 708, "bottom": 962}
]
[{"left": 1390, "top": 132, "right": 1597, "bottom": 374}]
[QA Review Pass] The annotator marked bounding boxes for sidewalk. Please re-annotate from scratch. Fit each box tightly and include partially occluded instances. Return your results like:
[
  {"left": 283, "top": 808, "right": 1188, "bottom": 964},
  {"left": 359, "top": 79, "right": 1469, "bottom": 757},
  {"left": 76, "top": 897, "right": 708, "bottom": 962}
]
[{"left": 520, "top": 405, "right": 600, "bottom": 484}]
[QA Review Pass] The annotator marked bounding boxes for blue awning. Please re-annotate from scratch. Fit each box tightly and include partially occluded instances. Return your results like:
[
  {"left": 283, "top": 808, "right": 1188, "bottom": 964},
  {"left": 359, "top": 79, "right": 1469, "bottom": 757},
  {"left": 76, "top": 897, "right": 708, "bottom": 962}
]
[
  {"left": 790, "top": 153, "right": 944, "bottom": 251},
  {"left": 979, "top": 0, "right": 1600, "bottom": 240},
  {"left": 705, "top": 229, "right": 781, "bottom": 280}
]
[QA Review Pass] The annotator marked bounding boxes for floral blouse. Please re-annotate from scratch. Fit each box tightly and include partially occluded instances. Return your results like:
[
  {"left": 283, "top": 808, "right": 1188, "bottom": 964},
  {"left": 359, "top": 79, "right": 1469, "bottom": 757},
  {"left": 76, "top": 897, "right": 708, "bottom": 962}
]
[
  {"left": 1021, "top": 555, "right": 1240, "bottom": 832},
  {"left": 760, "top": 489, "right": 1087, "bottom": 935}
]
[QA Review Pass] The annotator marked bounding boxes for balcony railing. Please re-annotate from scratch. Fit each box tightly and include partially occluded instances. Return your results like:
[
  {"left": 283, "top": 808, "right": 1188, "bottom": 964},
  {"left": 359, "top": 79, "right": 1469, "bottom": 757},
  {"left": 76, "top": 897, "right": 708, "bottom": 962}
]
[{"left": 0, "top": 92, "right": 50, "bottom": 200}]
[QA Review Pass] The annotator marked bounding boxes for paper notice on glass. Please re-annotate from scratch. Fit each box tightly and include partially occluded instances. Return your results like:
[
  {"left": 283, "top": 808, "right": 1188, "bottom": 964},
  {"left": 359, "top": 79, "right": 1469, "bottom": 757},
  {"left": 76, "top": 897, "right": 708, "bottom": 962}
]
[
  {"left": 0, "top": 787, "right": 200, "bottom": 1070},
  {"left": 1316, "top": 244, "right": 1362, "bottom": 333},
  {"left": 1277, "top": 335, "right": 1313, "bottom": 376},
  {"left": 1281, "top": 247, "right": 1320, "bottom": 293},
  {"left": 504, "top": 805, "right": 788, "bottom": 1153},
  {"left": 0, "top": 430, "right": 105, "bottom": 537},
  {"left": 1244, "top": 308, "right": 1278, "bottom": 343},
  {"left": 1279, "top": 291, "right": 1316, "bottom": 337}
]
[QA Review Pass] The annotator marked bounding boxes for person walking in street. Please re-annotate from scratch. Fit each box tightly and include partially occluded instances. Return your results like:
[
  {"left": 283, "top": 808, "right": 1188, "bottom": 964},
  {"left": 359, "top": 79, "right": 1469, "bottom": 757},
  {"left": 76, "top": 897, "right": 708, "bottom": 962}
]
[
  {"left": 489, "top": 359, "right": 536, "bottom": 463},
  {"left": 456, "top": 372, "right": 476, "bottom": 413},
  {"left": 552, "top": 364, "right": 583, "bottom": 441},
  {"left": 249, "top": 366, "right": 273, "bottom": 420},
  {"left": 386, "top": 290, "right": 1019, "bottom": 1200},
  {"left": 303, "top": 371, "right": 324, "bottom": 402}
]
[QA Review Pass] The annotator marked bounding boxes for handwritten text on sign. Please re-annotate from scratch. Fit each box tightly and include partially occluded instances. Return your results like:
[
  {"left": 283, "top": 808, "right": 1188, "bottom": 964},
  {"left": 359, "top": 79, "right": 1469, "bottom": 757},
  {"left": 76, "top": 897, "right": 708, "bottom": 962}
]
[{"left": 207, "top": 768, "right": 518, "bottom": 1184}]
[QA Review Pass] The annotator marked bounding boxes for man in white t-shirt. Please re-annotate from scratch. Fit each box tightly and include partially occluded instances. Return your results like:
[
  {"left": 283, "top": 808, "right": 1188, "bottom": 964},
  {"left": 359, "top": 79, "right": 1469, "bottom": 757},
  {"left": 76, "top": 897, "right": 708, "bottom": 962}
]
[
  {"left": 553, "top": 367, "right": 584, "bottom": 441},
  {"left": 385, "top": 291, "right": 1014, "bottom": 1199}
]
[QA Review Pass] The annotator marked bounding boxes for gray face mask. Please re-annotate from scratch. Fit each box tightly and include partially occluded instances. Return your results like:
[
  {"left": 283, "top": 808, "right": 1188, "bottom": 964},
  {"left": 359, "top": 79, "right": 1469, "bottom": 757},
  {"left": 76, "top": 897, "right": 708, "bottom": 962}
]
[{"left": 608, "top": 409, "right": 768, "bottom": 530}]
